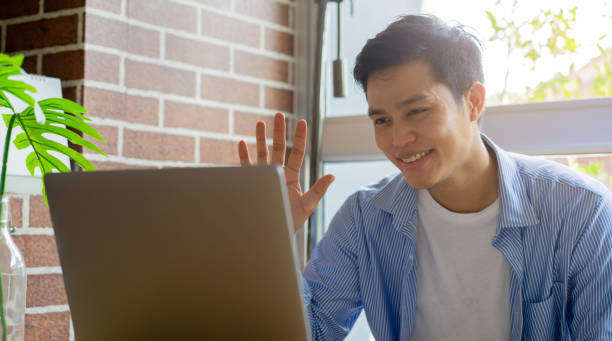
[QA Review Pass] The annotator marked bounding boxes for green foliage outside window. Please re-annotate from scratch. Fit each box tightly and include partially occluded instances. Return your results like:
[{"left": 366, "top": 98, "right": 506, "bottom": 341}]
[
  {"left": 570, "top": 161, "right": 612, "bottom": 190},
  {"left": 486, "top": 1, "right": 612, "bottom": 189},
  {"left": 485, "top": 0, "right": 612, "bottom": 103}
]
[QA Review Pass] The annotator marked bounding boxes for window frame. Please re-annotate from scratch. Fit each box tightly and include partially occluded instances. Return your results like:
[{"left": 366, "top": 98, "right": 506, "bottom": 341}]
[{"left": 322, "top": 97, "right": 612, "bottom": 162}]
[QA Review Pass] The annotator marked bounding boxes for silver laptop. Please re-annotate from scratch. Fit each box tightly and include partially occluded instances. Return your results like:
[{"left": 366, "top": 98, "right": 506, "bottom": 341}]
[{"left": 45, "top": 165, "right": 311, "bottom": 341}]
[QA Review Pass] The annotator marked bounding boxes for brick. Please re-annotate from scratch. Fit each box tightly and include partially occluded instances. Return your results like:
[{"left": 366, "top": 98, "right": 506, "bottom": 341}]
[
  {"left": 0, "top": 0, "right": 39, "bottom": 20},
  {"left": 193, "top": 0, "right": 231, "bottom": 10},
  {"left": 124, "top": 23, "right": 161, "bottom": 58},
  {"left": 22, "top": 55, "right": 38, "bottom": 74},
  {"left": 201, "top": 10, "right": 260, "bottom": 48},
  {"left": 201, "top": 74, "right": 259, "bottom": 107},
  {"left": 84, "top": 50, "right": 120, "bottom": 84},
  {"left": 128, "top": 0, "right": 197, "bottom": 33},
  {"left": 235, "top": 0, "right": 290, "bottom": 27},
  {"left": 85, "top": 14, "right": 160, "bottom": 58},
  {"left": 123, "top": 129, "right": 195, "bottom": 162},
  {"left": 164, "top": 101, "right": 228, "bottom": 133},
  {"left": 62, "top": 86, "right": 78, "bottom": 103},
  {"left": 42, "top": 50, "right": 84, "bottom": 81},
  {"left": 235, "top": 51, "right": 289, "bottom": 82},
  {"left": 30, "top": 195, "right": 52, "bottom": 228},
  {"left": 165, "top": 34, "right": 229, "bottom": 71},
  {"left": 82, "top": 87, "right": 158, "bottom": 125},
  {"left": 25, "top": 312, "right": 71, "bottom": 341},
  {"left": 125, "top": 59, "right": 195, "bottom": 97},
  {"left": 200, "top": 138, "right": 239, "bottom": 164},
  {"left": 84, "top": 124, "right": 118, "bottom": 155},
  {"left": 199, "top": 139, "right": 268, "bottom": 165},
  {"left": 265, "top": 28, "right": 294, "bottom": 56},
  {"left": 13, "top": 235, "right": 60, "bottom": 267},
  {"left": 234, "top": 111, "right": 275, "bottom": 138},
  {"left": 44, "top": 0, "right": 85, "bottom": 12},
  {"left": 265, "top": 87, "right": 293, "bottom": 112},
  {"left": 9, "top": 196, "right": 23, "bottom": 228},
  {"left": 86, "top": 0, "right": 122, "bottom": 13},
  {"left": 26, "top": 274, "right": 68, "bottom": 307},
  {"left": 6, "top": 15, "right": 79, "bottom": 52},
  {"left": 91, "top": 160, "right": 155, "bottom": 171}
]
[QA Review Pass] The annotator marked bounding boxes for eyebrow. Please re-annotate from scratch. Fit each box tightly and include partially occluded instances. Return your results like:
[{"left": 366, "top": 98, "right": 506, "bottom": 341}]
[{"left": 368, "top": 94, "right": 429, "bottom": 116}]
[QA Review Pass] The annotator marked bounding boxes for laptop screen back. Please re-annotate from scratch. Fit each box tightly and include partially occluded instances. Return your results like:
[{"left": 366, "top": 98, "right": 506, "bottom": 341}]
[{"left": 45, "top": 165, "right": 311, "bottom": 341}]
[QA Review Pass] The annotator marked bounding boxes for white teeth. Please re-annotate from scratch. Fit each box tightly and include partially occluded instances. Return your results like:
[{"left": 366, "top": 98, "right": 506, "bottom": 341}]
[{"left": 401, "top": 150, "right": 430, "bottom": 163}]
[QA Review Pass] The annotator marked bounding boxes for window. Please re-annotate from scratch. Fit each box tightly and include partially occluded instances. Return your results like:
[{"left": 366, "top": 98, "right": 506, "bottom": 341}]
[{"left": 422, "top": 0, "right": 612, "bottom": 105}]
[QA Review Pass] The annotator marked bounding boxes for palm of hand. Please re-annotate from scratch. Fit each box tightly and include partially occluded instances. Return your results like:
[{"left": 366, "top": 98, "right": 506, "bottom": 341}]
[{"left": 238, "top": 113, "right": 334, "bottom": 232}]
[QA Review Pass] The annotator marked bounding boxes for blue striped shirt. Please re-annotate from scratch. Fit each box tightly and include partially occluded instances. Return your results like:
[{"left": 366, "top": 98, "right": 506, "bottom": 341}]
[{"left": 301, "top": 134, "right": 612, "bottom": 340}]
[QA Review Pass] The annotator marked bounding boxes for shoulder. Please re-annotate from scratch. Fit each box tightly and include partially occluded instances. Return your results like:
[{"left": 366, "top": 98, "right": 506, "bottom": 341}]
[
  {"left": 336, "top": 172, "right": 404, "bottom": 221},
  {"left": 510, "top": 152, "right": 610, "bottom": 197},
  {"left": 508, "top": 152, "right": 612, "bottom": 217},
  {"left": 349, "top": 172, "right": 404, "bottom": 208}
]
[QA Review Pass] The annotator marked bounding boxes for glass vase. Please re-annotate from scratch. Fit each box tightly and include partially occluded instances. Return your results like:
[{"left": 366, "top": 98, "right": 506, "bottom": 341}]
[{"left": 0, "top": 196, "right": 26, "bottom": 341}]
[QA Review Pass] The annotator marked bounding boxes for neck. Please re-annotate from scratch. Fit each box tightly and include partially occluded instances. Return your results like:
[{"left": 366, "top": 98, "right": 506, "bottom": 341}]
[{"left": 428, "top": 135, "right": 499, "bottom": 213}]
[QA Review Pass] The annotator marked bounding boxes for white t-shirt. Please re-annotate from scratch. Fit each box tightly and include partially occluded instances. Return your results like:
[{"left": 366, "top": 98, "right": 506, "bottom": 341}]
[{"left": 410, "top": 189, "right": 510, "bottom": 341}]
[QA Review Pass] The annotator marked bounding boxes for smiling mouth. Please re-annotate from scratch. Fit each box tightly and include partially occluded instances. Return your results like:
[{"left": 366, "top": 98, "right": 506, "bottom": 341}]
[{"left": 400, "top": 149, "right": 432, "bottom": 163}]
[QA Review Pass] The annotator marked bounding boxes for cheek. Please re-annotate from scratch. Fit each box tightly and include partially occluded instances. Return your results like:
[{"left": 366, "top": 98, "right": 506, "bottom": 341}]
[{"left": 374, "top": 129, "right": 392, "bottom": 154}]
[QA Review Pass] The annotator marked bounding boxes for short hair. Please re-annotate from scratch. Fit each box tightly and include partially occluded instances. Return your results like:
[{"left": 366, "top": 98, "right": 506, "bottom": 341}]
[{"left": 353, "top": 15, "right": 484, "bottom": 103}]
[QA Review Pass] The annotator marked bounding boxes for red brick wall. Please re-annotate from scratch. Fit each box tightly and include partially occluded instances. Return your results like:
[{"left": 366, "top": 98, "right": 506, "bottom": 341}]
[
  {"left": 1, "top": 0, "right": 297, "bottom": 339},
  {"left": 83, "top": 0, "right": 296, "bottom": 169}
]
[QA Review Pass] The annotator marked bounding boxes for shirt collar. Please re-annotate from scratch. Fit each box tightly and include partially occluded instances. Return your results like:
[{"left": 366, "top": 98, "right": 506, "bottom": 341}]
[
  {"left": 482, "top": 134, "right": 540, "bottom": 228},
  {"left": 368, "top": 133, "right": 540, "bottom": 237}
]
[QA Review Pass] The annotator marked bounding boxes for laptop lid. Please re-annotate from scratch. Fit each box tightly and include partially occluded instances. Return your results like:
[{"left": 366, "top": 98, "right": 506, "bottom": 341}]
[{"left": 45, "top": 165, "right": 311, "bottom": 341}]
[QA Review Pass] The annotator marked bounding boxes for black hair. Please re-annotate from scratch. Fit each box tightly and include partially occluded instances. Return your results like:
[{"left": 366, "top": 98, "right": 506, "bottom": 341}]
[{"left": 353, "top": 15, "right": 484, "bottom": 103}]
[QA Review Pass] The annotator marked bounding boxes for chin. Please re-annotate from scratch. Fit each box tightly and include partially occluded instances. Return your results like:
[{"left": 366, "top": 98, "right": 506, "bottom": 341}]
[{"left": 401, "top": 174, "right": 435, "bottom": 190}]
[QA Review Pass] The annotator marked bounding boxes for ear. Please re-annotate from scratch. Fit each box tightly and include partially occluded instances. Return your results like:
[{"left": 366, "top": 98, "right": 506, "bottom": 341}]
[{"left": 465, "top": 82, "right": 486, "bottom": 122}]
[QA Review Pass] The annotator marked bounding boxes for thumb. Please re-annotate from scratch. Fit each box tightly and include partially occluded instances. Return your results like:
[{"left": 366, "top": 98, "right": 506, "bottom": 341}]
[{"left": 302, "top": 174, "right": 335, "bottom": 212}]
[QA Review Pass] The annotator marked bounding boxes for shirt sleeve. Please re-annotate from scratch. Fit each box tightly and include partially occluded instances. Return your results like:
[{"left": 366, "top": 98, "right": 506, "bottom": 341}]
[
  {"left": 301, "top": 196, "right": 363, "bottom": 341},
  {"left": 568, "top": 193, "right": 612, "bottom": 339}
]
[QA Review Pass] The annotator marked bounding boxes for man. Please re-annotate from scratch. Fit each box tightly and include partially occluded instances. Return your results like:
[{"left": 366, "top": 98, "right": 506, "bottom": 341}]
[{"left": 238, "top": 15, "right": 612, "bottom": 340}]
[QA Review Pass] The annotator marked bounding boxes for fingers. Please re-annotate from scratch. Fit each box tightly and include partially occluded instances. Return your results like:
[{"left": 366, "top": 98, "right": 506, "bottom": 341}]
[
  {"left": 270, "top": 113, "right": 286, "bottom": 165},
  {"left": 237, "top": 140, "right": 252, "bottom": 166},
  {"left": 255, "top": 121, "right": 268, "bottom": 164},
  {"left": 285, "top": 120, "right": 307, "bottom": 183},
  {"left": 302, "top": 174, "right": 335, "bottom": 212}
]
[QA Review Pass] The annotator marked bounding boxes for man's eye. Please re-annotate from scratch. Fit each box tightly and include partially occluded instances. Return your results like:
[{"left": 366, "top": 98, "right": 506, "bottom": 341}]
[
  {"left": 408, "top": 108, "right": 427, "bottom": 115},
  {"left": 374, "top": 117, "right": 388, "bottom": 125}
]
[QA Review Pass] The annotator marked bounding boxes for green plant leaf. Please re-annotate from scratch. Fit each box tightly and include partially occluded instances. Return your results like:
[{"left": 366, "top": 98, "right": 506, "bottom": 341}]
[
  {"left": 0, "top": 54, "right": 23, "bottom": 68},
  {"left": 0, "top": 79, "right": 36, "bottom": 92},
  {"left": 17, "top": 133, "right": 94, "bottom": 171},
  {"left": 19, "top": 123, "right": 106, "bottom": 156},
  {"left": 1, "top": 52, "right": 107, "bottom": 208},
  {"left": 8, "top": 105, "right": 107, "bottom": 201},
  {"left": 17, "top": 105, "right": 105, "bottom": 142},
  {"left": 39, "top": 98, "right": 88, "bottom": 117},
  {"left": 30, "top": 111, "right": 104, "bottom": 142},
  {"left": 0, "top": 79, "right": 36, "bottom": 109},
  {"left": 0, "top": 92, "right": 12, "bottom": 110},
  {"left": 0, "top": 66, "right": 22, "bottom": 78},
  {"left": 486, "top": 11, "right": 502, "bottom": 32},
  {"left": 564, "top": 38, "right": 577, "bottom": 52}
]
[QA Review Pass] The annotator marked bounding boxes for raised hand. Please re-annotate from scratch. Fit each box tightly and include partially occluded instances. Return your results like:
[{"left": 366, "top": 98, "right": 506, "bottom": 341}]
[{"left": 237, "top": 113, "right": 335, "bottom": 233}]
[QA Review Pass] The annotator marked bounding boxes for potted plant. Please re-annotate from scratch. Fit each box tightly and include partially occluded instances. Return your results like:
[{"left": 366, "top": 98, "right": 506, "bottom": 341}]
[{"left": 0, "top": 53, "right": 106, "bottom": 340}]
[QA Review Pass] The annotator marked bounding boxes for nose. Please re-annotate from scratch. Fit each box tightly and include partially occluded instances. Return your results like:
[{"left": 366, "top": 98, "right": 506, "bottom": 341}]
[{"left": 392, "top": 120, "right": 417, "bottom": 148}]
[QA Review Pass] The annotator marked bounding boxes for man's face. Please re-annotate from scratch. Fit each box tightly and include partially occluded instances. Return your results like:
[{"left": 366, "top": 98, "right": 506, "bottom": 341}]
[{"left": 366, "top": 59, "right": 479, "bottom": 190}]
